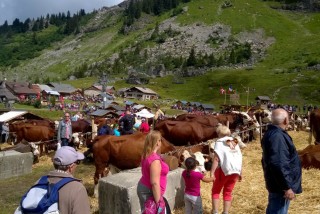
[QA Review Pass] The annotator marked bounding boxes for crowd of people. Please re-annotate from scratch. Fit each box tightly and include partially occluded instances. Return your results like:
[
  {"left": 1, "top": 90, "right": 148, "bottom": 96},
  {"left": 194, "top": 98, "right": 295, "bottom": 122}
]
[{"left": 14, "top": 108, "right": 302, "bottom": 214}]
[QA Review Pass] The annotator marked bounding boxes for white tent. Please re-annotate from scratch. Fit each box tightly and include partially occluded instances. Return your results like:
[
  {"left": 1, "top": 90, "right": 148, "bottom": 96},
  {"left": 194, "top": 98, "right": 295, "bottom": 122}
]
[{"left": 135, "top": 109, "right": 154, "bottom": 118}]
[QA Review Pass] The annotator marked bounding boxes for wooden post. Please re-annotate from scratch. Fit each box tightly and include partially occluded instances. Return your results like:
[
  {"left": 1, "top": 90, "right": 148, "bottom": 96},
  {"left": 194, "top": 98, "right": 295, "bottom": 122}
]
[{"left": 259, "top": 116, "right": 263, "bottom": 143}]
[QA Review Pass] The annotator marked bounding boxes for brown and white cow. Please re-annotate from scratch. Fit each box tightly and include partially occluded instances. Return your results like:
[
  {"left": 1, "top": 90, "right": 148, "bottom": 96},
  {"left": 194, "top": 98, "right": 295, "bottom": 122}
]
[
  {"left": 9, "top": 123, "right": 56, "bottom": 155},
  {"left": 298, "top": 145, "right": 320, "bottom": 169}
]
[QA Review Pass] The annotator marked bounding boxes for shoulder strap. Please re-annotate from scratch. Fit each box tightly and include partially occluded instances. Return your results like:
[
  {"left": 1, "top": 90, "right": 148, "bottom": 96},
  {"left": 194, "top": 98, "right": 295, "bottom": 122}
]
[{"left": 52, "top": 177, "right": 77, "bottom": 191}]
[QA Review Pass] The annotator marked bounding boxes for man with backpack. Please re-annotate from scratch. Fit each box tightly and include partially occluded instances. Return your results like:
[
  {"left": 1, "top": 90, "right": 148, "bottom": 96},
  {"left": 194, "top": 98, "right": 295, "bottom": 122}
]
[
  {"left": 15, "top": 146, "right": 90, "bottom": 214},
  {"left": 119, "top": 109, "right": 135, "bottom": 135}
]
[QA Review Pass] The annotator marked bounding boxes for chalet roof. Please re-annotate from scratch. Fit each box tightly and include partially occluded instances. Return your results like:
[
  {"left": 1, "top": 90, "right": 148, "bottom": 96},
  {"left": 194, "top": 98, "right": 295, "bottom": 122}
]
[
  {"left": 0, "top": 81, "right": 17, "bottom": 100},
  {"left": 126, "top": 87, "right": 158, "bottom": 95},
  {"left": 90, "top": 109, "right": 111, "bottom": 117},
  {"left": 43, "top": 90, "right": 60, "bottom": 96},
  {"left": 118, "top": 87, "right": 130, "bottom": 92},
  {"left": 124, "top": 100, "right": 136, "bottom": 106},
  {"left": 106, "top": 104, "right": 125, "bottom": 111},
  {"left": 176, "top": 100, "right": 188, "bottom": 105},
  {"left": 31, "top": 84, "right": 41, "bottom": 93},
  {"left": 189, "top": 102, "right": 202, "bottom": 107},
  {"left": 201, "top": 104, "right": 215, "bottom": 110},
  {"left": 38, "top": 84, "right": 53, "bottom": 91},
  {"left": 6, "top": 81, "right": 37, "bottom": 95},
  {"left": 255, "top": 96, "right": 271, "bottom": 101},
  {"left": 92, "top": 85, "right": 115, "bottom": 90},
  {"left": 47, "top": 82, "right": 76, "bottom": 94},
  {"left": 0, "top": 111, "right": 43, "bottom": 122},
  {"left": 98, "top": 92, "right": 114, "bottom": 100}
]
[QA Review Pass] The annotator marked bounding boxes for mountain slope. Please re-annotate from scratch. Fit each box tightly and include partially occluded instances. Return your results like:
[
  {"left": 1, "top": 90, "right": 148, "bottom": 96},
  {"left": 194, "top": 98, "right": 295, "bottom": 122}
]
[{"left": 3, "top": 0, "right": 320, "bottom": 107}]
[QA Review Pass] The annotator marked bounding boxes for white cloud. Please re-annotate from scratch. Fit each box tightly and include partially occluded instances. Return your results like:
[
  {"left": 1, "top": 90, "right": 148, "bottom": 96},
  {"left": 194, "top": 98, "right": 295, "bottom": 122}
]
[{"left": 0, "top": 0, "right": 124, "bottom": 24}]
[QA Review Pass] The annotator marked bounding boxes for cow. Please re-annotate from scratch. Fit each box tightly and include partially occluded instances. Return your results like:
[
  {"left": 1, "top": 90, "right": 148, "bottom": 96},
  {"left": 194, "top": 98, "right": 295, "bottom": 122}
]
[
  {"left": 72, "top": 119, "right": 92, "bottom": 133},
  {"left": 155, "top": 120, "right": 219, "bottom": 146},
  {"left": 23, "top": 119, "right": 56, "bottom": 130},
  {"left": 298, "top": 145, "right": 320, "bottom": 169},
  {"left": 92, "top": 132, "right": 176, "bottom": 185},
  {"left": 309, "top": 109, "right": 320, "bottom": 145},
  {"left": 155, "top": 112, "right": 249, "bottom": 146},
  {"left": 179, "top": 150, "right": 209, "bottom": 173},
  {"left": 9, "top": 123, "right": 56, "bottom": 156},
  {"left": 69, "top": 132, "right": 83, "bottom": 149}
]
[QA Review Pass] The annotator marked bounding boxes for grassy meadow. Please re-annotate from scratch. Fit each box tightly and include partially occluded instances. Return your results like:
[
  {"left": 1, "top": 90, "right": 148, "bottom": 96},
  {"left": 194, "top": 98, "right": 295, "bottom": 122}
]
[{"left": 0, "top": 0, "right": 319, "bottom": 108}]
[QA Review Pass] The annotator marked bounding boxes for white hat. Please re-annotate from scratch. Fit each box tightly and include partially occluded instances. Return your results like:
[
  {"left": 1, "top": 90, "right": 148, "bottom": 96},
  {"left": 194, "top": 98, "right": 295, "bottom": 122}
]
[{"left": 53, "top": 146, "right": 84, "bottom": 166}]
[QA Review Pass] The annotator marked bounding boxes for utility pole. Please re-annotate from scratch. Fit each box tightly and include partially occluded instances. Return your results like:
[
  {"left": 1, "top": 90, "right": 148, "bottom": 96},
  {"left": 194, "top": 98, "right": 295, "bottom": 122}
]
[
  {"left": 100, "top": 72, "right": 108, "bottom": 109},
  {"left": 242, "top": 84, "right": 250, "bottom": 111}
]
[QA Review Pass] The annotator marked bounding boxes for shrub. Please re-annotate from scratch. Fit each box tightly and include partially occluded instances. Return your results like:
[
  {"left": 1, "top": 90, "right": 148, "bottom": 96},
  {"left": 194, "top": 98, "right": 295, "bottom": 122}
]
[{"left": 33, "top": 99, "right": 42, "bottom": 108}]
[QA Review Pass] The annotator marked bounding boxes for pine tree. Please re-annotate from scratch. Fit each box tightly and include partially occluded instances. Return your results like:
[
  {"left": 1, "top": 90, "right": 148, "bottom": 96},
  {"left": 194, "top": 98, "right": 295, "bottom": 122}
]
[{"left": 187, "top": 47, "right": 197, "bottom": 66}]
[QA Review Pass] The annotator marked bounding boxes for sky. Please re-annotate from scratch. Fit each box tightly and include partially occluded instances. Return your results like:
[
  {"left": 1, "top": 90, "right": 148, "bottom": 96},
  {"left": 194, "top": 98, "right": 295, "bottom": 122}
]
[{"left": 0, "top": 0, "right": 124, "bottom": 25}]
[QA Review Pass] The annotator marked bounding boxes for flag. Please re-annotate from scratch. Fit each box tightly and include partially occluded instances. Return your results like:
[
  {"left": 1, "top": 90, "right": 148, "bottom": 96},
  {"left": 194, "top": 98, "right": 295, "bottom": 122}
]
[
  {"left": 220, "top": 87, "right": 225, "bottom": 94},
  {"left": 228, "top": 85, "right": 233, "bottom": 93}
]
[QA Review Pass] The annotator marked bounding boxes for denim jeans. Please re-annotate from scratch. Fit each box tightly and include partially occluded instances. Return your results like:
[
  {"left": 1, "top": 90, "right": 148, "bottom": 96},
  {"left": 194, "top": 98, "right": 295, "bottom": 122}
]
[{"left": 266, "top": 192, "right": 290, "bottom": 214}]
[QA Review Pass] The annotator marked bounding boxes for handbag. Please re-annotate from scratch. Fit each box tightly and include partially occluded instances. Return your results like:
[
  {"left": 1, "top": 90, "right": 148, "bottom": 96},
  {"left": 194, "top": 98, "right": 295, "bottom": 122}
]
[{"left": 143, "top": 196, "right": 166, "bottom": 214}]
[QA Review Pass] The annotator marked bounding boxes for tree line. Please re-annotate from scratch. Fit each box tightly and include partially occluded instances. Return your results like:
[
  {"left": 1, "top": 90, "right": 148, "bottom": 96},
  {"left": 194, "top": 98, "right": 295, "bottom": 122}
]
[
  {"left": 120, "top": 0, "right": 191, "bottom": 33},
  {"left": 0, "top": 9, "right": 91, "bottom": 67}
]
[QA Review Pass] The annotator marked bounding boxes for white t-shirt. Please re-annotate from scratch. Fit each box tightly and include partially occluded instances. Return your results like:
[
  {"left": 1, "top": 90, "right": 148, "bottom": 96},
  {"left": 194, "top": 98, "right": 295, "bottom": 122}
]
[{"left": 214, "top": 136, "right": 242, "bottom": 176}]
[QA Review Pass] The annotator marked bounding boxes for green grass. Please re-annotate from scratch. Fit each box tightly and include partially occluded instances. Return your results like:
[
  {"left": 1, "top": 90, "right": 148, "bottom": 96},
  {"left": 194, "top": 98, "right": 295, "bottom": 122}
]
[{"left": 2, "top": 0, "right": 320, "bottom": 108}]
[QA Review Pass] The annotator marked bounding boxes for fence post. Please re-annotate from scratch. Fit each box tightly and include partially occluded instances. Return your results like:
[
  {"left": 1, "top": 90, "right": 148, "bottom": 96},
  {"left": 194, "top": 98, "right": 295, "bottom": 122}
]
[{"left": 259, "top": 117, "right": 263, "bottom": 143}]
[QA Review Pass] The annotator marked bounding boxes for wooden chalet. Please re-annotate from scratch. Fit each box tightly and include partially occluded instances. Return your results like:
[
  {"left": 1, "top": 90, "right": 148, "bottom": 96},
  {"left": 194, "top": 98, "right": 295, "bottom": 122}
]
[
  {"left": 90, "top": 109, "right": 119, "bottom": 118},
  {"left": 5, "top": 80, "right": 37, "bottom": 100},
  {"left": 105, "top": 104, "right": 125, "bottom": 112},
  {"left": 47, "top": 82, "right": 76, "bottom": 97},
  {"left": 123, "top": 87, "right": 158, "bottom": 101},
  {"left": 255, "top": 96, "right": 271, "bottom": 109},
  {"left": 255, "top": 96, "right": 271, "bottom": 104},
  {"left": 0, "top": 80, "right": 17, "bottom": 102},
  {"left": 200, "top": 104, "right": 215, "bottom": 112},
  {"left": 32, "top": 84, "right": 60, "bottom": 101},
  {"left": 85, "top": 85, "right": 116, "bottom": 95}
]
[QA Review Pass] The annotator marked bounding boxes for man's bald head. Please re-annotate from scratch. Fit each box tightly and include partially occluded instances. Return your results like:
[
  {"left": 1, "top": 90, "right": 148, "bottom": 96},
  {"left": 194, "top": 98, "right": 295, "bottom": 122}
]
[{"left": 271, "top": 108, "right": 289, "bottom": 126}]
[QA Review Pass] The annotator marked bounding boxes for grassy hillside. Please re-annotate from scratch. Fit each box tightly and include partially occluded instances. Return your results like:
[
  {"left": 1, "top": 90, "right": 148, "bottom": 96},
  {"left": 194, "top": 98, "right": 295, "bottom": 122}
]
[{"left": 3, "top": 0, "right": 320, "bottom": 108}]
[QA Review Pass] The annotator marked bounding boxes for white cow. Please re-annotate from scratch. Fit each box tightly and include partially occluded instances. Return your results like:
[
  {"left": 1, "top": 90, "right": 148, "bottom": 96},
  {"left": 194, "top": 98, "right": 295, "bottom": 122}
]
[{"left": 180, "top": 150, "right": 208, "bottom": 173}]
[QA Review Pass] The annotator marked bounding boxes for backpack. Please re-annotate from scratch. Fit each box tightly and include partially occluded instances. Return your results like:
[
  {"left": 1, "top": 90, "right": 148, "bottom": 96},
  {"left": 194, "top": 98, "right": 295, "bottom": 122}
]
[{"left": 15, "top": 176, "right": 76, "bottom": 214}]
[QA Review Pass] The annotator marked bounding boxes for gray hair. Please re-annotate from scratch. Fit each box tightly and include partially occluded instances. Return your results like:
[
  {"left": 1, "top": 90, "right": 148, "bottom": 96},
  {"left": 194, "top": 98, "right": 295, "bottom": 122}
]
[{"left": 271, "top": 109, "right": 288, "bottom": 125}]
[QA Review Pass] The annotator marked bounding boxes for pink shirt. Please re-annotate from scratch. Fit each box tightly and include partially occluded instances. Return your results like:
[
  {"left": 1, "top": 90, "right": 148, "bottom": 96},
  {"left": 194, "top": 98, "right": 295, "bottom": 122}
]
[
  {"left": 182, "top": 170, "right": 204, "bottom": 196},
  {"left": 139, "top": 122, "right": 150, "bottom": 133},
  {"left": 140, "top": 153, "right": 169, "bottom": 195}
]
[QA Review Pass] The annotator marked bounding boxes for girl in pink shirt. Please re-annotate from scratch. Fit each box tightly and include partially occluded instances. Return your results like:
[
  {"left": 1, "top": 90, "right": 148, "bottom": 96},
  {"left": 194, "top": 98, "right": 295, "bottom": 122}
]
[
  {"left": 182, "top": 157, "right": 214, "bottom": 214},
  {"left": 137, "top": 131, "right": 170, "bottom": 213}
]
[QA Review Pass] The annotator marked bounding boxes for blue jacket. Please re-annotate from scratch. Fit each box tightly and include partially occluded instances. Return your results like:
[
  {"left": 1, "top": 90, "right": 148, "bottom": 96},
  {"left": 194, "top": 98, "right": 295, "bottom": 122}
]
[{"left": 261, "top": 124, "right": 302, "bottom": 194}]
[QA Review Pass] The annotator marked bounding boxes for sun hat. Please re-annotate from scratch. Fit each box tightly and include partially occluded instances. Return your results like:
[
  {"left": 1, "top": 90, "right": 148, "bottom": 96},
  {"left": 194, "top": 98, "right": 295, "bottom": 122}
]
[{"left": 53, "top": 146, "right": 84, "bottom": 166}]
